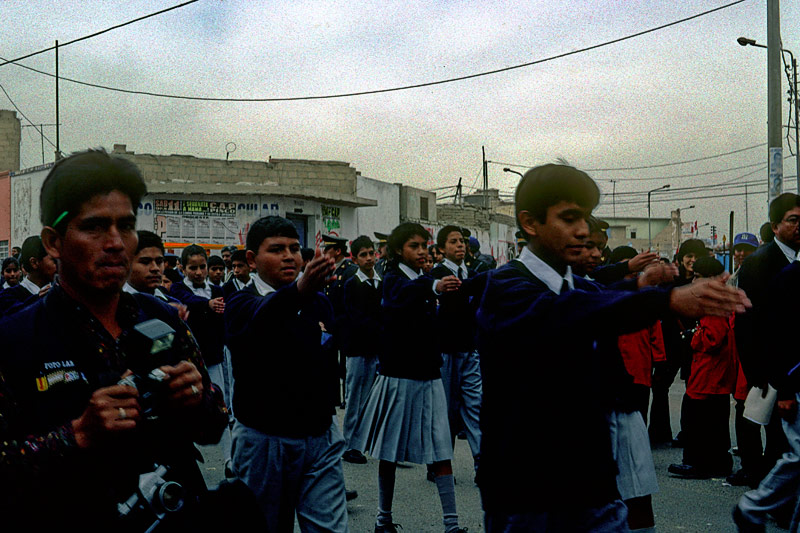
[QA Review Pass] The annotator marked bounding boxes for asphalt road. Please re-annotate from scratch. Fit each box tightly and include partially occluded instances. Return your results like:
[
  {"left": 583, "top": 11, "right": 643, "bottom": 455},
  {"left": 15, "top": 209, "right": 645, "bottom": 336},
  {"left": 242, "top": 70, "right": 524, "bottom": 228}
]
[{"left": 197, "top": 380, "right": 789, "bottom": 532}]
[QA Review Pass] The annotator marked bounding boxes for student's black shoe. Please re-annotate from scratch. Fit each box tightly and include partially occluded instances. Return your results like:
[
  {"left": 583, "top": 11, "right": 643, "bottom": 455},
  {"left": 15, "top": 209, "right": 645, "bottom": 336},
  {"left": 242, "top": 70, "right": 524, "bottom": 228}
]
[
  {"left": 426, "top": 469, "right": 436, "bottom": 482},
  {"left": 224, "top": 458, "right": 235, "bottom": 479},
  {"left": 456, "top": 430, "right": 467, "bottom": 440},
  {"left": 668, "top": 463, "right": 729, "bottom": 479},
  {"left": 343, "top": 449, "right": 368, "bottom": 464},
  {"left": 732, "top": 505, "right": 766, "bottom": 533},
  {"left": 346, "top": 490, "right": 358, "bottom": 501},
  {"left": 727, "top": 469, "right": 759, "bottom": 488},
  {"left": 374, "top": 522, "right": 402, "bottom": 532}
]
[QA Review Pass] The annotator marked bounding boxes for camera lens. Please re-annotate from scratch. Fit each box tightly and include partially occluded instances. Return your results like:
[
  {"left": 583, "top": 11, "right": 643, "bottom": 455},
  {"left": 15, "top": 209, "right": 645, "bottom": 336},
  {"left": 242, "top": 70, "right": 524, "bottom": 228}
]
[{"left": 157, "top": 481, "right": 185, "bottom": 513}]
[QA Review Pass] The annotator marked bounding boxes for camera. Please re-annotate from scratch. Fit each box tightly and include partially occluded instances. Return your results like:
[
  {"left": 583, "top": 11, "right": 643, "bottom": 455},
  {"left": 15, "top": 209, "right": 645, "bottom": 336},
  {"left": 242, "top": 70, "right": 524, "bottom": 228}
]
[
  {"left": 118, "top": 464, "right": 185, "bottom": 532},
  {"left": 118, "top": 319, "right": 177, "bottom": 422}
]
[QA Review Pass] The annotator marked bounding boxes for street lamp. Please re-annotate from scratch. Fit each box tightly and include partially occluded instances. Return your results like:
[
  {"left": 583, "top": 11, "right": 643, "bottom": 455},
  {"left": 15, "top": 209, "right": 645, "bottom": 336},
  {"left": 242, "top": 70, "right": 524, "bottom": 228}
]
[
  {"left": 503, "top": 167, "right": 524, "bottom": 178},
  {"left": 738, "top": 36, "right": 800, "bottom": 193},
  {"left": 695, "top": 222, "right": 710, "bottom": 238},
  {"left": 648, "top": 184, "right": 670, "bottom": 249}
]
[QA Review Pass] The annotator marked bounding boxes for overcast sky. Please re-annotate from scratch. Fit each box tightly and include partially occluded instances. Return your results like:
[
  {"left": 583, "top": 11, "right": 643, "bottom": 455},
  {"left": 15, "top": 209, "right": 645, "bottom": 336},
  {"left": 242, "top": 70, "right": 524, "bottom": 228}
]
[{"left": 3, "top": 0, "right": 799, "bottom": 244}]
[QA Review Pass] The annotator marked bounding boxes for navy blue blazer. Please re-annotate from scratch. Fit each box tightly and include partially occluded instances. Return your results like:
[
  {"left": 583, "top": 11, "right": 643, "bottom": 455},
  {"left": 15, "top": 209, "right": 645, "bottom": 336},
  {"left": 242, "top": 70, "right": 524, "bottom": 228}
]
[{"left": 169, "top": 281, "right": 225, "bottom": 366}]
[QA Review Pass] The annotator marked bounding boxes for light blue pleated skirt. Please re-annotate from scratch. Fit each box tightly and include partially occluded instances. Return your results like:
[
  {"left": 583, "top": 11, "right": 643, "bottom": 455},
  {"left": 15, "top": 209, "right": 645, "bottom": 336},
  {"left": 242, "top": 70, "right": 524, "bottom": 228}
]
[{"left": 608, "top": 410, "right": 659, "bottom": 500}]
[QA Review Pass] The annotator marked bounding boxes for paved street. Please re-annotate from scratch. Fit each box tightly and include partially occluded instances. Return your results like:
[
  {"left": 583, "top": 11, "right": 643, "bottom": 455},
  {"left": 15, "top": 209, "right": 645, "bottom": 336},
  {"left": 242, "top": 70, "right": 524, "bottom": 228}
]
[{"left": 198, "top": 380, "right": 790, "bottom": 532}]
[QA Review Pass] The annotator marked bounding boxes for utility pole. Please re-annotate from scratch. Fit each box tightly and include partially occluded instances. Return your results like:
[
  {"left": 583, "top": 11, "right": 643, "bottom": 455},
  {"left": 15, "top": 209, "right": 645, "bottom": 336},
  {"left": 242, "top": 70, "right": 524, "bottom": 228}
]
[
  {"left": 767, "top": 0, "right": 783, "bottom": 206},
  {"left": 482, "top": 146, "right": 488, "bottom": 209},
  {"left": 55, "top": 40, "right": 61, "bottom": 161},
  {"left": 610, "top": 179, "right": 617, "bottom": 218}
]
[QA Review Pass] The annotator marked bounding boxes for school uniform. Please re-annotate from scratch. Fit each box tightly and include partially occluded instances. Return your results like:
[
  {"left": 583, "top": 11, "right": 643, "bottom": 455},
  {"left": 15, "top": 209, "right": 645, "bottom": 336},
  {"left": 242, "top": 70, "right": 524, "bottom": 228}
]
[
  {"left": 0, "top": 277, "right": 40, "bottom": 316},
  {"left": 122, "top": 282, "right": 176, "bottom": 303},
  {"left": 340, "top": 269, "right": 382, "bottom": 451},
  {"left": 351, "top": 262, "right": 453, "bottom": 465},
  {"left": 222, "top": 276, "right": 250, "bottom": 299},
  {"left": 325, "top": 258, "right": 359, "bottom": 405},
  {"left": 431, "top": 259, "right": 483, "bottom": 463},
  {"left": 224, "top": 276, "right": 347, "bottom": 533},
  {"left": 475, "top": 246, "right": 675, "bottom": 530}
]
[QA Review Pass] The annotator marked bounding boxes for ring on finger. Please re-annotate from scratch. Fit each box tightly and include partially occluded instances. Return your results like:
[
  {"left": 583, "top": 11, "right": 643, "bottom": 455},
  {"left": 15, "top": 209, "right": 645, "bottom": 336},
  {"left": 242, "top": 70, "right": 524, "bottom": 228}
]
[
  {"left": 119, "top": 407, "right": 127, "bottom": 420},
  {"left": 191, "top": 384, "right": 200, "bottom": 396}
]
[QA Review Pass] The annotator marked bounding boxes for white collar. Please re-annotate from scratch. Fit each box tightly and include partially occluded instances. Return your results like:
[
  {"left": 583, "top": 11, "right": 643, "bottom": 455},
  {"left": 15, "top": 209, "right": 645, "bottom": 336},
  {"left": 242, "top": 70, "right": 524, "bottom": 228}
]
[
  {"left": 20, "top": 276, "right": 41, "bottom": 295},
  {"left": 356, "top": 268, "right": 381, "bottom": 284},
  {"left": 442, "top": 258, "right": 468, "bottom": 278},
  {"left": 123, "top": 282, "right": 169, "bottom": 301},
  {"left": 183, "top": 276, "right": 212, "bottom": 298},
  {"left": 775, "top": 238, "right": 797, "bottom": 264},
  {"left": 517, "top": 247, "right": 574, "bottom": 294},
  {"left": 233, "top": 277, "right": 251, "bottom": 290},
  {"left": 398, "top": 262, "right": 422, "bottom": 280},
  {"left": 252, "top": 274, "right": 277, "bottom": 297}
]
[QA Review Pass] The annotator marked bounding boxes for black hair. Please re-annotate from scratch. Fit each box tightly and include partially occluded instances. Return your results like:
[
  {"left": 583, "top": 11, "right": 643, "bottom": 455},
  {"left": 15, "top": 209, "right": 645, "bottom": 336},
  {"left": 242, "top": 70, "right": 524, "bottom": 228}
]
[
  {"left": 181, "top": 244, "right": 207, "bottom": 266},
  {"left": 136, "top": 230, "right": 164, "bottom": 254},
  {"left": 208, "top": 255, "right": 225, "bottom": 268},
  {"left": 20, "top": 235, "right": 46, "bottom": 271},
  {"left": 231, "top": 249, "right": 247, "bottom": 263},
  {"left": 165, "top": 255, "right": 179, "bottom": 267},
  {"left": 40, "top": 148, "right": 147, "bottom": 233},
  {"left": 301, "top": 247, "right": 315, "bottom": 263},
  {"left": 350, "top": 235, "right": 374, "bottom": 257},
  {"left": 609, "top": 245, "right": 637, "bottom": 263},
  {"left": 436, "top": 225, "right": 463, "bottom": 249},
  {"left": 246, "top": 216, "right": 299, "bottom": 253},
  {"left": 694, "top": 256, "right": 724, "bottom": 278},
  {"left": 428, "top": 244, "right": 438, "bottom": 256},
  {"left": 514, "top": 164, "right": 600, "bottom": 237},
  {"left": 164, "top": 268, "right": 182, "bottom": 283},
  {"left": 676, "top": 239, "right": 706, "bottom": 262},
  {"left": 387, "top": 222, "right": 430, "bottom": 269},
  {"left": 769, "top": 193, "right": 800, "bottom": 225},
  {"left": 760, "top": 221, "right": 775, "bottom": 243},
  {"left": 2, "top": 256, "right": 19, "bottom": 272}
]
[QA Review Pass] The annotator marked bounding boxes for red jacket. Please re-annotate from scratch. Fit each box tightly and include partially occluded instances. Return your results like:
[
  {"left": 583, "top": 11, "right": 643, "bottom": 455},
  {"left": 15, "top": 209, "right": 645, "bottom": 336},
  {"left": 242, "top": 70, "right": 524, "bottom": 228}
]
[
  {"left": 618, "top": 321, "right": 666, "bottom": 387},
  {"left": 687, "top": 315, "right": 738, "bottom": 399}
]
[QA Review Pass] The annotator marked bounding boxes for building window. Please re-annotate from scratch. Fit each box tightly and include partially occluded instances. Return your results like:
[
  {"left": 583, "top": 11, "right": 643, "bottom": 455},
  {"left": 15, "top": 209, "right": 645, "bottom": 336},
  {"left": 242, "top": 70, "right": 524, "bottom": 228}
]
[
  {"left": 630, "top": 230, "right": 637, "bottom": 239},
  {"left": 420, "top": 197, "right": 429, "bottom": 220},
  {"left": 0, "top": 240, "right": 7, "bottom": 258}
]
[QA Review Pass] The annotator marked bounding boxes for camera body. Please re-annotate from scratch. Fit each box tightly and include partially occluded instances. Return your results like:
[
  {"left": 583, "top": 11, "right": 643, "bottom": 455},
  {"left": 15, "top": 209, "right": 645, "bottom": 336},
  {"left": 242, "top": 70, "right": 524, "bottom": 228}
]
[{"left": 118, "top": 464, "right": 185, "bottom": 531}]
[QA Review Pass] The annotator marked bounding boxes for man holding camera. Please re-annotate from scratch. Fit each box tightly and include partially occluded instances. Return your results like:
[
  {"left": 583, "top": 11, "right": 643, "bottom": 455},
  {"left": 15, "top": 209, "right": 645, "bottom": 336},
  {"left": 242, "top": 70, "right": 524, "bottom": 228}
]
[{"left": 0, "top": 150, "right": 228, "bottom": 531}]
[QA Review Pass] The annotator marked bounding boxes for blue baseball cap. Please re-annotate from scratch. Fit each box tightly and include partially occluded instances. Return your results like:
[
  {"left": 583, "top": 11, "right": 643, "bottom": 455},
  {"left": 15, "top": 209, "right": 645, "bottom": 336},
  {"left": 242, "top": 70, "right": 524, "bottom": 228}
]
[{"left": 733, "top": 232, "right": 758, "bottom": 249}]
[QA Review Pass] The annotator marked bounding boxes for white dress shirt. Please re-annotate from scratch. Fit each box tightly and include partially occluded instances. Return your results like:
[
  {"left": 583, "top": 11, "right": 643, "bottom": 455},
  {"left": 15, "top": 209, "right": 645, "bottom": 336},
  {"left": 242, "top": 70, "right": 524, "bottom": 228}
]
[{"left": 516, "top": 247, "right": 574, "bottom": 294}]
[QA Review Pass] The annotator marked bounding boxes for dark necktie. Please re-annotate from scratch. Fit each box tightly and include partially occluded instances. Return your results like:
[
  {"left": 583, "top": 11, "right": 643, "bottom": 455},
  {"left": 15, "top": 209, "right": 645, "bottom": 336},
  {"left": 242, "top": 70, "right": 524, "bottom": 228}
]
[
  {"left": 560, "top": 279, "right": 570, "bottom": 294},
  {"left": 193, "top": 283, "right": 206, "bottom": 290},
  {"left": 458, "top": 268, "right": 466, "bottom": 280}
]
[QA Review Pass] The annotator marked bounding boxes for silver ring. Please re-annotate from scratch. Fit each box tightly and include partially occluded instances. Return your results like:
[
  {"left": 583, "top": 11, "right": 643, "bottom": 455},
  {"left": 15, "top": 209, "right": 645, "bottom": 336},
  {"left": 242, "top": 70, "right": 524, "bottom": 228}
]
[
  {"left": 191, "top": 384, "right": 200, "bottom": 396},
  {"left": 119, "top": 407, "right": 126, "bottom": 420}
]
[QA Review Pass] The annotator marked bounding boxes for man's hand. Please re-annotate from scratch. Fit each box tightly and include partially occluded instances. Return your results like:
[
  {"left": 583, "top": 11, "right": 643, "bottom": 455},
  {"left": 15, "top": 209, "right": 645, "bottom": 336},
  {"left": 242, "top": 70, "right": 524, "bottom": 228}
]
[
  {"left": 298, "top": 248, "right": 336, "bottom": 296},
  {"left": 208, "top": 297, "right": 225, "bottom": 314},
  {"left": 628, "top": 252, "right": 660, "bottom": 273},
  {"left": 669, "top": 277, "right": 751, "bottom": 318},
  {"left": 71, "top": 382, "right": 140, "bottom": 448},
  {"left": 160, "top": 361, "right": 204, "bottom": 409},
  {"left": 777, "top": 399, "right": 797, "bottom": 420},
  {"left": 637, "top": 262, "right": 678, "bottom": 288},
  {"left": 38, "top": 284, "right": 52, "bottom": 298},
  {"left": 435, "top": 275, "right": 461, "bottom": 293},
  {"left": 169, "top": 302, "right": 190, "bottom": 321}
]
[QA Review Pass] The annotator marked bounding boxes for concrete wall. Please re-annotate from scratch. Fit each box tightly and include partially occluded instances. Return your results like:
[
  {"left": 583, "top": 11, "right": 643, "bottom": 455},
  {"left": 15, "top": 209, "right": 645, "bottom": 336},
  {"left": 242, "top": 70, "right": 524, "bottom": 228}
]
[
  {"left": 0, "top": 110, "right": 21, "bottom": 173},
  {"left": 605, "top": 216, "right": 680, "bottom": 256},
  {"left": 10, "top": 166, "right": 49, "bottom": 246},
  {"left": 435, "top": 204, "right": 517, "bottom": 266},
  {"left": 399, "top": 185, "right": 437, "bottom": 224},
  {"left": 355, "top": 175, "right": 400, "bottom": 239}
]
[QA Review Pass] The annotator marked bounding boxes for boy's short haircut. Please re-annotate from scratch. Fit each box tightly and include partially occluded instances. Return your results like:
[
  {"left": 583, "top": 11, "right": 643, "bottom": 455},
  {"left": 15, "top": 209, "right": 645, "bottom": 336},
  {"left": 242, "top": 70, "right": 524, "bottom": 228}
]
[
  {"left": 694, "top": 256, "right": 724, "bottom": 277},
  {"left": 760, "top": 221, "right": 774, "bottom": 243},
  {"left": 208, "top": 255, "right": 225, "bottom": 268},
  {"left": 301, "top": 247, "right": 315, "bottom": 263},
  {"left": 769, "top": 193, "right": 800, "bottom": 224},
  {"left": 20, "top": 236, "right": 47, "bottom": 271},
  {"left": 350, "top": 235, "right": 374, "bottom": 257},
  {"left": 136, "top": 230, "right": 165, "bottom": 254},
  {"left": 245, "top": 216, "right": 299, "bottom": 253},
  {"left": 231, "top": 249, "right": 247, "bottom": 263},
  {"left": 388, "top": 222, "right": 430, "bottom": 263},
  {"left": 2, "top": 257, "right": 19, "bottom": 272},
  {"left": 436, "top": 225, "right": 463, "bottom": 249},
  {"left": 164, "top": 268, "right": 182, "bottom": 283},
  {"left": 609, "top": 245, "right": 637, "bottom": 264},
  {"left": 514, "top": 164, "right": 600, "bottom": 235},
  {"left": 40, "top": 148, "right": 147, "bottom": 233},
  {"left": 181, "top": 244, "right": 207, "bottom": 266}
]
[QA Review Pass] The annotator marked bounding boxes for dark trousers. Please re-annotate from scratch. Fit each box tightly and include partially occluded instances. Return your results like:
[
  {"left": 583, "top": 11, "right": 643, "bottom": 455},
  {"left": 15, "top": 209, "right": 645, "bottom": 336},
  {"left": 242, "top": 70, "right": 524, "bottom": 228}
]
[
  {"left": 682, "top": 394, "right": 733, "bottom": 473},
  {"left": 735, "top": 398, "right": 764, "bottom": 476},
  {"left": 649, "top": 360, "right": 681, "bottom": 442}
]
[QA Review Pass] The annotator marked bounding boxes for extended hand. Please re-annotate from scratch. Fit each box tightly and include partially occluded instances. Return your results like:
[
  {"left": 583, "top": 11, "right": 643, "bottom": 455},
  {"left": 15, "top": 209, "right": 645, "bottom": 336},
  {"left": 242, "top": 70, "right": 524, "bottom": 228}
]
[
  {"left": 628, "top": 252, "right": 660, "bottom": 273},
  {"left": 638, "top": 262, "right": 678, "bottom": 288},
  {"left": 209, "top": 297, "right": 225, "bottom": 314},
  {"left": 298, "top": 249, "right": 336, "bottom": 295},
  {"left": 669, "top": 277, "right": 751, "bottom": 318},
  {"left": 436, "top": 275, "right": 461, "bottom": 293}
]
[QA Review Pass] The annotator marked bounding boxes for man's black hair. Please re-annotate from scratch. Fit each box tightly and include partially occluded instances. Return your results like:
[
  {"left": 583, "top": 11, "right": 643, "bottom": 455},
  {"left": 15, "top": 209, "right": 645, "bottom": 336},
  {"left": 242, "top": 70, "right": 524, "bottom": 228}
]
[
  {"left": 2, "top": 256, "right": 19, "bottom": 272},
  {"left": 769, "top": 193, "right": 800, "bottom": 225},
  {"left": 350, "top": 235, "right": 374, "bottom": 257},
  {"left": 694, "top": 256, "right": 724, "bottom": 278},
  {"left": 387, "top": 222, "right": 430, "bottom": 267},
  {"left": 301, "top": 247, "right": 315, "bottom": 263},
  {"left": 181, "top": 244, "right": 207, "bottom": 266},
  {"left": 20, "top": 235, "right": 47, "bottom": 271},
  {"left": 609, "top": 245, "right": 637, "bottom": 264},
  {"left": 760, "top": 221, "right": 775, "bottom": 243},
  {"left": 40, "top": 148, "right": 147, "bottom": 233},
  {"left": 245, "top": 216, "right": 299, "bottom": 253},
  {"left": 136, "top": 230, "right": 165, "bottom": 255},
  {"left": 436, "top": 225, "right": 463, "bottom": 250},
  {"left": 208, "top": 255, "right": 225, "bottom": 268},
  {"left": 231, "top": 249, "right": 247, "bottom": 263},
  {"left": 164, "top": 268, "right": 182, "bottom": 283},
  {"left": 514, "top": 164, "right": 600, "bottom": 237}
]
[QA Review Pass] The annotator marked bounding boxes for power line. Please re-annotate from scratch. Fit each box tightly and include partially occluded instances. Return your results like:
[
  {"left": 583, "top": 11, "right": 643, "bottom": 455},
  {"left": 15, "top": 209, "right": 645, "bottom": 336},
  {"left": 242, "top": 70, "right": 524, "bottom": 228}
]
[
  {"left": 0, "top": 82, "right": 57, "bottom": 150},
  {"left": 489, "top": 142, "right": 766, "bottom": 172},
  {"left": 0, "top": 0, "right": 200, "bottom": 69},
  {"left": 2, "top": 0, "right": 748, "bottom": 102},
  {"left": 594, "top": 161, "right": 765, "bottom": 182}
]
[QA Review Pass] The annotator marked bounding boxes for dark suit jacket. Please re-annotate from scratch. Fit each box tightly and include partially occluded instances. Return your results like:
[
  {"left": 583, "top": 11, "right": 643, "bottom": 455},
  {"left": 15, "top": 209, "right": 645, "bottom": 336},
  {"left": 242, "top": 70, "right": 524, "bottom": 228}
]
[
  {"left": 169, "top": 281, "right": 226, "bottom": 366},
  {"left": 735, "top": 240, "right": 792, "bottom": 386}
]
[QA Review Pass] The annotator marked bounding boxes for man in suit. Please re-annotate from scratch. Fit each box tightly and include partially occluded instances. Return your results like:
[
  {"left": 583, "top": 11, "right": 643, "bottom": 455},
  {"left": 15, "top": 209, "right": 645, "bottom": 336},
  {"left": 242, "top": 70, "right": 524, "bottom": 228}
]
[{"left": 734, "top": 193, "right": 800, "bottom": 504}]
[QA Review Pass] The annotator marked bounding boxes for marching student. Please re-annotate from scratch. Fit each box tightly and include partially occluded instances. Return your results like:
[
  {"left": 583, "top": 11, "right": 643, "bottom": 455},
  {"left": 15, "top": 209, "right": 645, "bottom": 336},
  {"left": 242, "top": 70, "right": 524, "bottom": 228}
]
[
  {"left": 340, "top": 235, "right": 383, "bottom": 465},
  {"left": 1, "top": 256, "right": 20, "bottom": 289},
  {"left": 222, "top": 248, "right": 252, "bottom": 298},
  {"left": 475, "top": 163, "right": 750, "bottom": 531},
  {"left": 431, "top": 225, "right": 483, "bottom": 476},
  {"left": 208, "top": 255, "right": 226, "bottom": 287},
  {"left": 0, "top": 235, "right": 56, "bottom": 315},
  {"left": 351, "top": 222, "right": 467, "bottom": 533},
  {"left": 224, "top": 216, "right": 348, "bottom": 532},
  {"left": 122, "top": 230, "right": 170, "bottom": 301}
]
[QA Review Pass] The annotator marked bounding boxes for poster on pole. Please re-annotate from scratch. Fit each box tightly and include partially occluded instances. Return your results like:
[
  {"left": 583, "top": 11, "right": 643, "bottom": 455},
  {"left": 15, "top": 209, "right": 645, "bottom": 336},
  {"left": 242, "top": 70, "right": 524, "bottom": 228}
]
[{"left": 769, "top": 147, "right": 783, "bottom": 205}]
